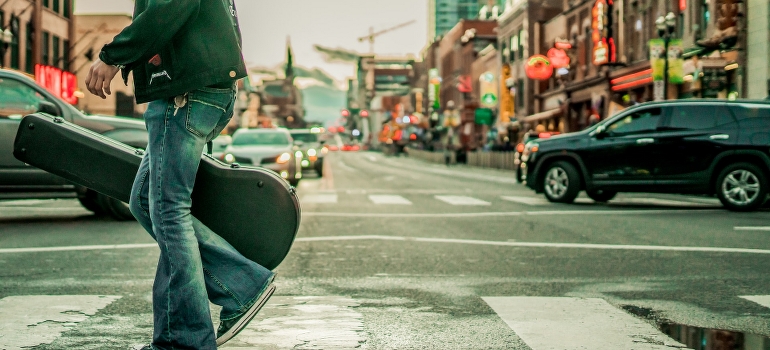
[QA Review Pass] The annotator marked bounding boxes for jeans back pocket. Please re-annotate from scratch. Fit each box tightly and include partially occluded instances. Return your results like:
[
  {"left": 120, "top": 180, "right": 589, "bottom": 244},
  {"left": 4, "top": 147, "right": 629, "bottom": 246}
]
[{"left": 185, "top": 88, "right": 235, "bottom": 138}]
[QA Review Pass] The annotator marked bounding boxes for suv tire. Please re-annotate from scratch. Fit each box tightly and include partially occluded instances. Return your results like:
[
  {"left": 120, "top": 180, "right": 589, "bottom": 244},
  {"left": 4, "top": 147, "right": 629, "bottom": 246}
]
[
  {"left": 97, "top": 193, "right": 135, "bottom": 221},
  {"left": 77, "top": 189, "right": 106, "bottom": 215},
  {"left": 543, "top": 161, "right": 581, "bottom": 203},
  {"left": 716, "top": 162, "right": 768, "bottom": 212},
  {"left": 587, "top": 189, "right": 617, "bottom": 202}
]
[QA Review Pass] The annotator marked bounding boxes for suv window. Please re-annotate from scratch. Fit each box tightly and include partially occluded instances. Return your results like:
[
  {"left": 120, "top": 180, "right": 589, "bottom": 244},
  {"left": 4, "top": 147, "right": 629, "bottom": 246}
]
[
  {"left": 0, "top": 78, "right": 47, "bottom": 119},
  {"left": 606, "top": 108, "right": 662, "bottom": 136},
  {"left": 731, "top": 105, "right": 770, "bottom": 129},
  {"left": 667, "top": 105, "right": 734, "bottom": 130}
]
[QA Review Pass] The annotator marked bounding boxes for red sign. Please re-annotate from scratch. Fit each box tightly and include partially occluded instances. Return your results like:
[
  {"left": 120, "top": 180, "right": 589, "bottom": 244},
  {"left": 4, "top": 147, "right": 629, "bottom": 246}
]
[
  {"left": 547, "top": 48, "right": 570, "bottom": 69},
  {"left": 35, "top": 64, "right": 78, "bottom": 105},
  {"left": 591, "top": 0, "right": 616, "bottom": 66},
  {"left": 457, "top": 75, "right": 472, "bottom": 93},
  {"left": 524, "top": 55, "right": 553, "bottom": 81}
]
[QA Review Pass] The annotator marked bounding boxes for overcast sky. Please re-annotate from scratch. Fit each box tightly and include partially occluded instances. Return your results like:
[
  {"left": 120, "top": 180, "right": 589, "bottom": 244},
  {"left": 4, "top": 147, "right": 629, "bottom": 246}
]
[{"left": 74, "top": 0, "right": 428, "bottom": 84}]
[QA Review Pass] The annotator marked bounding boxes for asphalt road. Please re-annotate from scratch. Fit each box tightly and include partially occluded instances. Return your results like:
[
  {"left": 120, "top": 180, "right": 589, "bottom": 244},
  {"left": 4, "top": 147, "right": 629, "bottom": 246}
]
[{"left": 1, "top": 151, "right": 770, "bottom": 349}]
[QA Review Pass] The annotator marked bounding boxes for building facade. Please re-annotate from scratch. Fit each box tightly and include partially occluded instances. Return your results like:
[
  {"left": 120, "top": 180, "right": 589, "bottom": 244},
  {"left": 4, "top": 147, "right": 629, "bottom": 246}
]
[
  {"left": 73, "top": 13, "right": 145, "bottom": 117},
  {"left": 0, "top": 0, "right": 74, "bottom": 74}
]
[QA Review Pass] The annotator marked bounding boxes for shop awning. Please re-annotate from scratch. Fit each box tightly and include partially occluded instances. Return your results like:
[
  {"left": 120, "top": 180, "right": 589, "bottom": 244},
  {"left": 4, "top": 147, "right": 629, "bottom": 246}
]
[{"left": 520, "top": 108, "right": 561, "bottom": 123}]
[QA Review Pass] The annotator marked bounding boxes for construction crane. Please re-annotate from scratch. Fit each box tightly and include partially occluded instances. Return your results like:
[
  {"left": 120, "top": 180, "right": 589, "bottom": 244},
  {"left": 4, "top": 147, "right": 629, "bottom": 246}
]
[{"left": 358, "top": 20, "right": 417, "bottom": 54}]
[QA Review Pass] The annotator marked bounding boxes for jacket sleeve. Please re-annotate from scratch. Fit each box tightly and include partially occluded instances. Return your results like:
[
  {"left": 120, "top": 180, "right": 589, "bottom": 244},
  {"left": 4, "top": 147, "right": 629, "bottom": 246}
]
[{"left": 99, "top": 0, "right": 201, "bottom": 66}]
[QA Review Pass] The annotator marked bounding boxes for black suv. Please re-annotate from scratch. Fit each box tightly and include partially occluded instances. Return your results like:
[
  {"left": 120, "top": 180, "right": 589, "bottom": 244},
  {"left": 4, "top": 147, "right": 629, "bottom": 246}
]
[
  {"left": 523, "top": 100, "right": 770, "bottom": 211},
  {"left": 0, "top": 68, "right": 148, "bottom": 219}
]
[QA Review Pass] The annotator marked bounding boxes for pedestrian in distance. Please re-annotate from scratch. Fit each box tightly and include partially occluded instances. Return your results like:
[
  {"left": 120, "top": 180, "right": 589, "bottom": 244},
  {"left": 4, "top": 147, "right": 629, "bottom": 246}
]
[{"left": 84, "top": 0, "right": 276, "bottom": 349}]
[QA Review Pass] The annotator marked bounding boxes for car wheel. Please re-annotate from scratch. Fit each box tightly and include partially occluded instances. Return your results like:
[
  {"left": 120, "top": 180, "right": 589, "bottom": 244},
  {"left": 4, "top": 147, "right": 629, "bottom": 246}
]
[
  {"left": 515, "top": 167, "right": 523, "bottom": 183},
  {"left": 542, "top": 161, "right": 581, "bottom": 204},
  {"left": 716, "top": 162, "right": 768, "bottom": 212},
  {"left": 77, "top": 189, "right": 106, "bottom": 215},
  {"left": 587, "top": 189, "right": 617, "bottom": 202},
  {"left": 97, "top": 193, "right": 136, "bottom": 221}
]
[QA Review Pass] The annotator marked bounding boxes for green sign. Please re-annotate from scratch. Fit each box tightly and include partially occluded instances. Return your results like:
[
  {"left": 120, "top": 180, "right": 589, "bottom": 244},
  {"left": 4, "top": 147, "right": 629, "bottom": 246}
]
[
  {"left": 475, "top": 108, "right": 494, "bottom": 125},
  {"left": 668, "top": 39, "right": 684, "bottom": 84},
  {"left": 649, "top": 39, "right": 665, "bottom": 82},
  {"left": 481, "top": 93, "right": 498, "bottom": 105}
]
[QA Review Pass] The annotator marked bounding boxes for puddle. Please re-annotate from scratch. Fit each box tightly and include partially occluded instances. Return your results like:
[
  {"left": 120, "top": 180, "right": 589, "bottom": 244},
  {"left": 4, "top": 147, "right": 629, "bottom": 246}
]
[{"left": 622, "top": 305, "right": 770, "bottom": 350}]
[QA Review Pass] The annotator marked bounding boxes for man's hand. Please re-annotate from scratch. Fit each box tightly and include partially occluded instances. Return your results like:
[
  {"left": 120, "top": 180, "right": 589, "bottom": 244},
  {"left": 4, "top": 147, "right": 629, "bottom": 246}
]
[{"left": 85, "top": 59, "right": 120, "bottom": 99}]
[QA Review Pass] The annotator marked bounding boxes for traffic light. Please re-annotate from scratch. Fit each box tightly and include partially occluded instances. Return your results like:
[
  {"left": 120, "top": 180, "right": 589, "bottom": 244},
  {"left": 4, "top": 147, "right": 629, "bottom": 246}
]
[
  {"left": 341, "top": 109, "right": 350, "bottom": 117},
  {"left": 360, "top": 110, "right": 369, "bottom": 118}
]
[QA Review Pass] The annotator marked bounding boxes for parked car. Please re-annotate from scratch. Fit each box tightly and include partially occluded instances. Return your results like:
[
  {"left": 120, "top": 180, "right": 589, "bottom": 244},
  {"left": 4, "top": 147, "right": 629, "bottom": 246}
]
[
  {"left": 0, "top": 68, "right": 148, "bottom": 220},
  {"left": 523, "top": 99, "right": 770, "bottom": 211},
  {"left": 220, "top": 128, "right": 302, "bottom": 186},
  {"left": 289, "top": 128, "right": 325, "bottom": 176},
  {"left": 514, "top": 131, "right": 560, "bottom": 183}
]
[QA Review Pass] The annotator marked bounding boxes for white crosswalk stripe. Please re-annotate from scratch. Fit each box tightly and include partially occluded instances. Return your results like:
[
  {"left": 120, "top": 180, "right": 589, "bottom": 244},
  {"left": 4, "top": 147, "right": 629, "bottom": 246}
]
[
  {"left": 301, "top": 194, "right": 338, "bottom": 204},
  {"left": 368, "top": 195, "right": 413, "bottom": 205},
  {"left": 0, "top": 295, "right": 120, "bottom": 349},
  {"left": 501, "top": 196, "right": 549, "bottom": 205},
  {"left": 740, "top": 295, "right": 770, "bottom": 308},
  {"left": 434, "top": 195, "right": 491, "bottom": 206},
  {"left": 483, "top": 296, "right": 687, "bottom": 350}
]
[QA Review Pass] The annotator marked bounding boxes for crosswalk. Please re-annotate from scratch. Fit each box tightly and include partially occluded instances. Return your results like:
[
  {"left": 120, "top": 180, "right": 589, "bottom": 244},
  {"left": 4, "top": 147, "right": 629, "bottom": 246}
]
[
  {"left": 299, "top": 193, "right": 720, "bottom": 209},
  {"left": 2, "top": 294, "right": 769, "bottom": 349}
]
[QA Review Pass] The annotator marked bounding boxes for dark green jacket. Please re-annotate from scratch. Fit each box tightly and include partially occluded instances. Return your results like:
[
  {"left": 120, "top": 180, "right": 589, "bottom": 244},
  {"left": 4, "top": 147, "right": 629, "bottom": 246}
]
[{"left": 99, "top": 0, "right": 247, "bottom": 104}]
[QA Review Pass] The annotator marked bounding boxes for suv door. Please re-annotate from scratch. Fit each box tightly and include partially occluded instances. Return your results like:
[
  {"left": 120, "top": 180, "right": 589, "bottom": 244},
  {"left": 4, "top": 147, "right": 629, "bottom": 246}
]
[
  {"left": 582, "top": 107, "right": 664, "bottom": 187},
  {"left": 0, "top": 76, "right": 68, "bottom": 187},
  {"left": 653, "top": 104, "right": 736, "bottom": 190}
]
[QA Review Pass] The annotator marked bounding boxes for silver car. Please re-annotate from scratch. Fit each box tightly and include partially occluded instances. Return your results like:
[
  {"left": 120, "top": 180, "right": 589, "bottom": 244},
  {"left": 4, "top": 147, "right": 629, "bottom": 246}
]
[{"left": 220, "top": 128, "right": 302, "bottom": 186}]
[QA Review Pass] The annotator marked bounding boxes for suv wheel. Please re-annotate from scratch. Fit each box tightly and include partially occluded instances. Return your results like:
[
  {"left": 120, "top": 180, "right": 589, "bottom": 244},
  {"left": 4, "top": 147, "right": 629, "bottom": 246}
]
[
  {"left": 96, "top": 193, "right": 135, "bottom": 221},
  {"left": 543, "top": 161, "right": 581, "bottom": 203},
  {"left": 587, "top": 189, "right": 617, "bottom": 202},
  {"left": 77, "top": 189, "right": 106, "bottom": 215},
  {"left": 716, "top": 162, "right": 768, "bottom": 212}
]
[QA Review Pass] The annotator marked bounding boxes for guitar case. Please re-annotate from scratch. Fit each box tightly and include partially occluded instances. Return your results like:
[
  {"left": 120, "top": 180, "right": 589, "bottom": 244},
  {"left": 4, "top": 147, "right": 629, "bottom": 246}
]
[{"left": 13, "top": 113, "right": 300, "bottom": 271}]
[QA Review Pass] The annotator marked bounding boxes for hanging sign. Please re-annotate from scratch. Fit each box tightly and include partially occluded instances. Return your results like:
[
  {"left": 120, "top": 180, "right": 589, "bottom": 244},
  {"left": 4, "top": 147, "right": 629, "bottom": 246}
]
[
  {"left": 479, "top": 72, "right": 498, "bottom": 108},
  {"left": 547, "top": 48, "right": 570, "bottom": 69},
  {"left": 591, "top": 0, "right": 616, "bottom": 65},
  {"left": 649, "top": 39, "right": 666, "bottom": 82},
  {"left": 524, "top": 55, "right": 553, "bottom": 80},
  {"left": 668, "top": 39, "right": 685, "bottom": 84},
  {"left": 499, "top": 64, "right": 514, "bottom": 123},
  {"left": 428, "top": 68, "right": 441, "bottom": 110}
]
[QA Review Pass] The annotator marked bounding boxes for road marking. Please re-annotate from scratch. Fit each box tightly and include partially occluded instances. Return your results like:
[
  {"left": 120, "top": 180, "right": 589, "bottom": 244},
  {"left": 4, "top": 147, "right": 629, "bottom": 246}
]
[
  {"left": 221, "top": 296, "right": 365, "bottom": 349},
  {"left": 368, "top": 195, "right": 412, "bottom": 205},
  {"left": 482, "top": 297, "right": 685, "bottom": 350},
  {"left": 303, "top": 208, "right": 722, "bottom": 218},
  {"left": 739, "top": 295, "right": 770, "bottom": 308},
  {"left": 435, "top": 195, "right": 491, "bottom": 206},
  {"left": 0, "top": 295, "right": 120, "bottom": 349},
  {"left": 2, "top": 234, "right": 769, "bottom": 255},
  {"left": 735, "top": 227, "right": 770, "bottom": 231},
  {"left": 301, "top": 194, "right": 338, "bottom": 204},
  {"left": 0, "top": 199, "right": 59, "bottom": 206},
  {"left": 501, "top": 196, "right": 548, "bottom": 206},
  {"left": 368, "top": 155, "right": 377, "bottom": 162}
]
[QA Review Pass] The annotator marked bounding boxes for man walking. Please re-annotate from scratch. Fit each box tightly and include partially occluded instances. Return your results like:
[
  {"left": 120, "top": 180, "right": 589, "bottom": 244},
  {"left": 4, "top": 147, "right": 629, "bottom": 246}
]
[{"left": 84, "top": 1, "right": 276, "bottom": 349}]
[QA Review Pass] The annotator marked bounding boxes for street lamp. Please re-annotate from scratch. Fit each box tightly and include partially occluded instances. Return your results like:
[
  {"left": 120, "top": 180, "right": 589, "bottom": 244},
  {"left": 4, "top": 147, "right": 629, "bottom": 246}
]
[
  {"left": 0, "top": 27, "right": 14, "bottom": 67},
  {"left": 656, "top": 12, "right": 677, "bottom": 99}
]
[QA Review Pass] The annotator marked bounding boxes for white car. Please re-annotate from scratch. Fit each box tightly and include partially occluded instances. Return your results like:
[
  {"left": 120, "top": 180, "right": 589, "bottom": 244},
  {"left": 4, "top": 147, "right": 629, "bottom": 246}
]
[{"left": 220, "top": 128, "right": 302, "bottom": 186}]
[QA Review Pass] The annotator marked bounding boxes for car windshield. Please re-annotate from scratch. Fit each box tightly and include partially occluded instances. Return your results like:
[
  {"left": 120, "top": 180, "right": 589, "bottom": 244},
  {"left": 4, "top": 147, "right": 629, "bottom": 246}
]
[
  {"left": 232, "top": 132, "right": 290, "bottom": 146},
  {"left": 291, "top": 133, "right": 318, "bottom": 143}
]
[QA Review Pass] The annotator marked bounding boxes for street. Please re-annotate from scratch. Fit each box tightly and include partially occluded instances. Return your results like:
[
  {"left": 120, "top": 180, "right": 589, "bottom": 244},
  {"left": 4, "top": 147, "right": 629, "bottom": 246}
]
[{"left": 1, "top": 152, "right": 770, "bottom": 349}]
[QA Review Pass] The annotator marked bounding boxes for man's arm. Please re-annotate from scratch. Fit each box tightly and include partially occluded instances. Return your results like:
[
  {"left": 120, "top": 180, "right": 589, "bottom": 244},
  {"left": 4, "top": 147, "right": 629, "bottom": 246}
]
[
  {"left": 99, "top": 0, "right": 202, "bottom": 67},
  {"left": 86, "top": 0, "right": 201, "bottom": 98}
]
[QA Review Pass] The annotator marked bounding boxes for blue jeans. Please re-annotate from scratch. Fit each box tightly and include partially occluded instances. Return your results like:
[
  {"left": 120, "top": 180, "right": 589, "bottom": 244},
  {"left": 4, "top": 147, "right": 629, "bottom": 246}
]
[{"left": 129, "top": 86, "right": 274, "bottom": 350}]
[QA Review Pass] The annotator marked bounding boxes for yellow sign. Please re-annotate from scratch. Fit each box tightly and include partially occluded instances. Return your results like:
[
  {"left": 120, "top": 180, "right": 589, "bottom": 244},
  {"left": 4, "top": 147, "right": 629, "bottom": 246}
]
[{"left": 499, "top": 64, "right": 514, "bottom": 123}]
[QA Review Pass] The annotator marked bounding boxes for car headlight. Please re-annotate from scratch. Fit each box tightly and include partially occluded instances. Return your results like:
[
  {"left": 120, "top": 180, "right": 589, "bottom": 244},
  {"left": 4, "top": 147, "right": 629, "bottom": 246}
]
[
  {"left": 224, "top": 153, "right": 235, "bottom": 163},
  {"left": 277, "top": 153, "right": 291, "bottom": 164},
  {"left": 307, "top": 149, "right": 317, "bottom": 157}
]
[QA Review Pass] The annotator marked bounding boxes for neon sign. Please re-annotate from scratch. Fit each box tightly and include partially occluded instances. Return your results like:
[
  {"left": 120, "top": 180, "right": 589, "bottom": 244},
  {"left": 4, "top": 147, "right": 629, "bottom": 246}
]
[
  {"left": 35, "top": 64, "right": 79, "bottom": 105},
  {"left": 525, "top": 55, "right": 553, "bottom": 80}
]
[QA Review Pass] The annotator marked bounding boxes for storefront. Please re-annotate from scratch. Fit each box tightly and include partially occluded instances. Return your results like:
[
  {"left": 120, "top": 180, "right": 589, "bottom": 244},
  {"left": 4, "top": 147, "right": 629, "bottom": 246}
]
[
  {"left": 609, "top": 62, "right": 653, "bottom": 109},
  {"left": 679, "top": 53, "right": 740, "bottom": 100}
]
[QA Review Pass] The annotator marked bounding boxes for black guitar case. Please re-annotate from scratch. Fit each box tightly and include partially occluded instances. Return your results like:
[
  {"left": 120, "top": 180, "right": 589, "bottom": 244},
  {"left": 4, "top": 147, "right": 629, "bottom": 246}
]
[{"left": 13, "top": 113, "right": 300, "bottom": 271}]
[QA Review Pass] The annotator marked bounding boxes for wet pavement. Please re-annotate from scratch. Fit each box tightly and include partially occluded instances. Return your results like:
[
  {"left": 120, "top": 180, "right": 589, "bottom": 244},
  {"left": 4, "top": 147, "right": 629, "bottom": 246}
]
[{"left": 1, "top": 151, "right": 770, "bottom": 349}]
